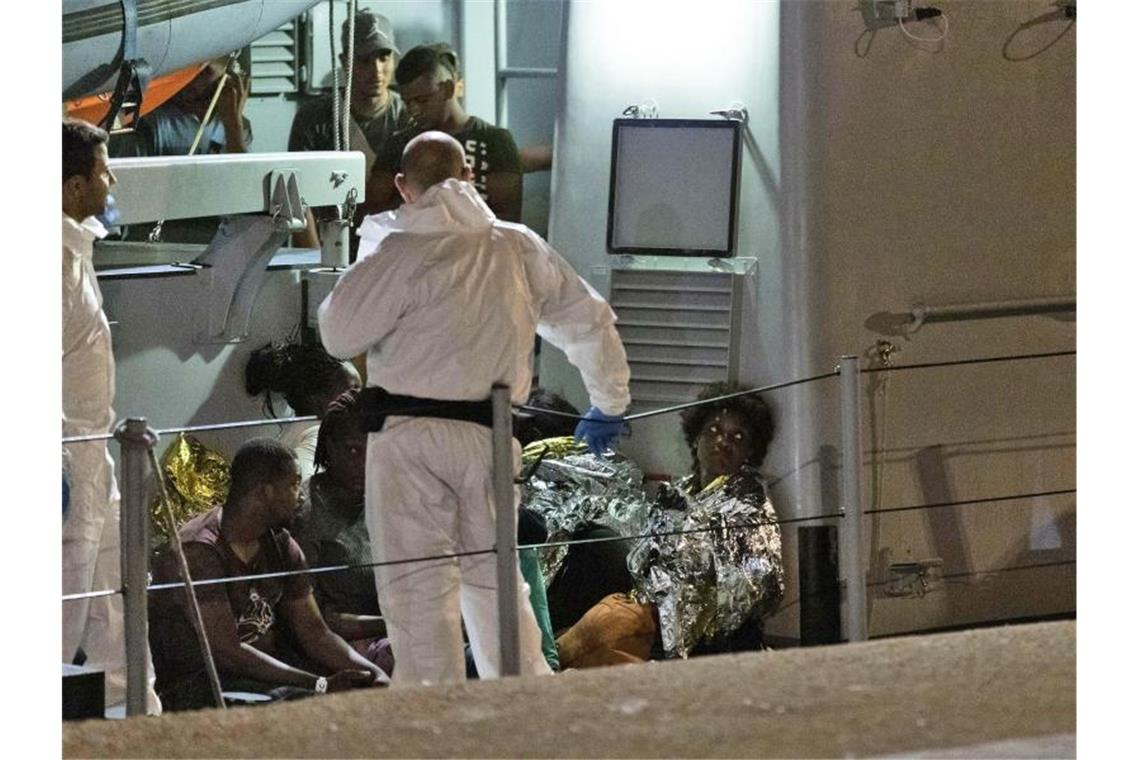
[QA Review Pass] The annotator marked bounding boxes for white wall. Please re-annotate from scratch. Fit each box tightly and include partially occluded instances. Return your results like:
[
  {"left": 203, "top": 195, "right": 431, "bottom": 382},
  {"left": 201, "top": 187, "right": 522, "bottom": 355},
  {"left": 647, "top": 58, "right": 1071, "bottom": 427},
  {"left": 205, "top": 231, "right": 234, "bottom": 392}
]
[
  {"left": 542, "top": 0, "right": 1075, "bottom": 639},
  {"left": 541, "top": 0, "right": 784, "bottom": 471}
]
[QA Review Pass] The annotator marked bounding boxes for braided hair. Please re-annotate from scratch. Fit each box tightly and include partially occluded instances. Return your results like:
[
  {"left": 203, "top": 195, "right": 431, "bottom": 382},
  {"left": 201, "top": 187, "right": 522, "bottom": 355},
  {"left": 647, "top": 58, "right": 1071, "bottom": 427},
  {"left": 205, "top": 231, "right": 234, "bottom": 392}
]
[
  {"left": 245, "top": 341, "right": 354, "bottom": 418},
  {"left": 314, "top": 388, "right": 366, "bottom": 473},
  {"left": 679, "top": 381, "right": 775, "bottom": 481}
]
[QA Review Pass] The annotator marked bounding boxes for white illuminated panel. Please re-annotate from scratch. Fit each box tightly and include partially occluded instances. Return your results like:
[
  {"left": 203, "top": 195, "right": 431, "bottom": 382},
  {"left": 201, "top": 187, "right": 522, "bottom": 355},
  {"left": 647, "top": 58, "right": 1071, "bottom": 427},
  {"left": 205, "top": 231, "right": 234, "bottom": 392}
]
[{"left": 607, "top": 119, "right": 741, "bottom": 257}]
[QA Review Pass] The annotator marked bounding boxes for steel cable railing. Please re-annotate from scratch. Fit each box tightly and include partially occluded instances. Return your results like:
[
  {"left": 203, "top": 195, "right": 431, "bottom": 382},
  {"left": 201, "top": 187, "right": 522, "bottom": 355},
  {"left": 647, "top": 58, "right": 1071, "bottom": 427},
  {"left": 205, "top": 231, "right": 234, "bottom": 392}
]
[
  {"left": 861, "top": 348, "right": 1075, "bottom": 375},
  {"left": 63, "top": 479, "right": 1077, "bottom": 603},
  {"left": 863, "top": 488, "right": 1076, "bottom": 517},
  {"left": 62, "top": 414, "right": 320, "bottom": 446}
]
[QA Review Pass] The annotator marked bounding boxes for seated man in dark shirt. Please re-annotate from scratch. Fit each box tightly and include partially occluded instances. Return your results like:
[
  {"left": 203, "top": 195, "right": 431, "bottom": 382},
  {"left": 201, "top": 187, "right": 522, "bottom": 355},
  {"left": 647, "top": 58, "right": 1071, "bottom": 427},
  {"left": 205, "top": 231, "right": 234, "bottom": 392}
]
[
  {"left": 149, "top": 438, "right": 387, "bottom": 711},
  {"left": 363, "top": 43, "right": 522, "bottom": 222},
  {"left": 291, "top": 389, "right": 392, "bottom": 674}
]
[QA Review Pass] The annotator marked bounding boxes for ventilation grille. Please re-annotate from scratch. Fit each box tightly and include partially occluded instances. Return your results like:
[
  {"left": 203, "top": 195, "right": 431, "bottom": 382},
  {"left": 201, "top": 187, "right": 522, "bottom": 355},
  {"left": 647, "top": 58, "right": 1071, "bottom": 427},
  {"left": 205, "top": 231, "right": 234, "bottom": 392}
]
[
  {"left": 610, "top": 269, "right": 741, "bottom": 412},
  {"left": 249, "top": 21, "right": 300, "bottom": 95}
]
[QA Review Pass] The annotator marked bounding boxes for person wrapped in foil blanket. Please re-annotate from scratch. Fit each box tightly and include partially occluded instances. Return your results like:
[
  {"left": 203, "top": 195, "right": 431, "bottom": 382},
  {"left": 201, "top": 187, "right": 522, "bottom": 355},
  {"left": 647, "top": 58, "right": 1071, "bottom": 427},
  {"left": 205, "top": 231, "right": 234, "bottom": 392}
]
[
  {"left": 628, "top": 465, "right": 783, "bottom": 657},
  {"left": 520, "top": 436, "right": 650, "bottom": 586},
  {"left": 546, "top": 382, "right": 785, "bottom": 664}
]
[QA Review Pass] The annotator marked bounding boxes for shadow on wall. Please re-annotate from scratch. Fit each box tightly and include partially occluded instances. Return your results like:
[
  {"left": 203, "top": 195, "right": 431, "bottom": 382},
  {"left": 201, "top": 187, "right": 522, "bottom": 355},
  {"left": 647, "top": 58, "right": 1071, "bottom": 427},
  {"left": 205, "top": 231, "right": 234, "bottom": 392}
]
[
  {"left": 742, "top": 125, "right": 780, "bottom": 213},
  {"left": 1002, "top": 5, "right": 1075, "bottom": 62}
]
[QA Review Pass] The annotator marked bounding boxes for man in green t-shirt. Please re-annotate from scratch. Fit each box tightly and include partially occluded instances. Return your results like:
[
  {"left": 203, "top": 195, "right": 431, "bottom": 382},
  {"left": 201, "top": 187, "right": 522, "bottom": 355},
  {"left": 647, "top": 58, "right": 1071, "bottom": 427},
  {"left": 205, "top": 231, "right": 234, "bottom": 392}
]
[{"left": 364, "top": 44, "right": 522, "bottom": 223}]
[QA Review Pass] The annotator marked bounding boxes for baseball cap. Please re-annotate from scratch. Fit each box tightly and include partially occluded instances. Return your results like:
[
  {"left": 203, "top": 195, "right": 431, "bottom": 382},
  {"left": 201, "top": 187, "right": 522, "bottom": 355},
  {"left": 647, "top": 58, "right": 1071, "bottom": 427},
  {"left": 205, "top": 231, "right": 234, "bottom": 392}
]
[{"left": 342, "top": 10, "right": 399, "bottom": 58}]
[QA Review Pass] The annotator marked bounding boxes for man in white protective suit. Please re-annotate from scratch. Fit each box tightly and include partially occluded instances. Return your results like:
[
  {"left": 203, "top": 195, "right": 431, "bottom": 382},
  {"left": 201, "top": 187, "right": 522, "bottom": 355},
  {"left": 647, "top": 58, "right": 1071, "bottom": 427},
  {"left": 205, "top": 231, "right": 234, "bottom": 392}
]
[
  {"left": 318, "top": 131, "right": 631, "bottom": 684},
  {"left": 62, "top": 118, "right": 161, "bottom": 714}
]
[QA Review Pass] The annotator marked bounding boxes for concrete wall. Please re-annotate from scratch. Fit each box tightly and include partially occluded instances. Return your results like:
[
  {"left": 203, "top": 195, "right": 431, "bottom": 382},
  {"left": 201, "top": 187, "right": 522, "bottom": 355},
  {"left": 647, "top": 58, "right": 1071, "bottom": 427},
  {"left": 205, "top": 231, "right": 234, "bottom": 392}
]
[{"left": 542, "top": 0, "right": 1075, "bottom": 639}]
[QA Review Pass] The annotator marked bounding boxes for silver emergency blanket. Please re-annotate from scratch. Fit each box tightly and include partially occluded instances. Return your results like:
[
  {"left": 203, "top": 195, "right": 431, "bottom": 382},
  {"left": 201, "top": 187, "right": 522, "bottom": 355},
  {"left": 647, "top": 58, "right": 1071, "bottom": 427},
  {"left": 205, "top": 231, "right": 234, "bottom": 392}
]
[
  {"left": 627, "top": 466, "right": 784, "bottom": 658},
  {"left": 520, "top": 437, "right": 650, "bottom": 585}
]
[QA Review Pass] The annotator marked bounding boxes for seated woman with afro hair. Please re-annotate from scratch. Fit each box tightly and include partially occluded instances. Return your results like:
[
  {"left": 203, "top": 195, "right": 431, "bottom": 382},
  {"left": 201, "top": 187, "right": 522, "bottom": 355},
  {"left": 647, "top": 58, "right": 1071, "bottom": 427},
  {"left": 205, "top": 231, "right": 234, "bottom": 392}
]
[{"left": 555, "top": 381, "right": 785, "bottom": 667}]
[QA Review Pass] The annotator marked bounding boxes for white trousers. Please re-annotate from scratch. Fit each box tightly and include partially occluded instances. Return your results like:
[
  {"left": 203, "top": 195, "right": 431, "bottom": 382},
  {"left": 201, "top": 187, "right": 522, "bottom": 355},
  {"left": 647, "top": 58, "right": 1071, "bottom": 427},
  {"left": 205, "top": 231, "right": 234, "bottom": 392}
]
[
  {"left": 62, "top": 439, "right": 160, "bottom": 714},
  {"left": 366, "top": 418, "right": 552, "bottom": 685}
]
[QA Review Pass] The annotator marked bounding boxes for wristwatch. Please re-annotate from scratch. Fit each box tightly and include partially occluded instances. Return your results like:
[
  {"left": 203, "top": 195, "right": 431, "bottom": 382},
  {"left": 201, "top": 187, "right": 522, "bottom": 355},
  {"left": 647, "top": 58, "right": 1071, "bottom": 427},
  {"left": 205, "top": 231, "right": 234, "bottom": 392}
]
[{"left": 314, "top": 676, "right": 328, "bottom": 694}]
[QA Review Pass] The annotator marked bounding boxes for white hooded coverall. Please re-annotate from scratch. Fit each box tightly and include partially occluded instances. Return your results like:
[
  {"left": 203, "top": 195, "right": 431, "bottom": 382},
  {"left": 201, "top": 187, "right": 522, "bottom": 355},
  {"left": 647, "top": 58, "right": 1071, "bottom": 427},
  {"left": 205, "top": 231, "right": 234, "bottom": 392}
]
[
  {"left": 62, "top": 213, "right": 160, "bottom": 712},
  {"left": 319, "top": 180, "right": 631, "bottom": 684}
]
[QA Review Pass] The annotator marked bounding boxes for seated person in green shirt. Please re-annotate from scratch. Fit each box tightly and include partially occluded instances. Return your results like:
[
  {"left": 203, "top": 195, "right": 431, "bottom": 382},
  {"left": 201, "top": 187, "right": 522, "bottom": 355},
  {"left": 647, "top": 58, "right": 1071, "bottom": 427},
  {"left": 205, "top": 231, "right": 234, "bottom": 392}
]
[
  {"left": 293, "top": 389, "right": 559, "bottom": 675},
  {"left": 291, "top": 389, "right": 392, "bottom": 675}
]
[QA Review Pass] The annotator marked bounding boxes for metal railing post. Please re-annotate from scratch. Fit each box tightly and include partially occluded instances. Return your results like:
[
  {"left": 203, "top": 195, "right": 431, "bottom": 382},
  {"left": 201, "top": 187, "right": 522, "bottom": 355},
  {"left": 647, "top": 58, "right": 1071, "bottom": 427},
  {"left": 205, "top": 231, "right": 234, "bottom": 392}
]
[
  {"left": 114, "top": 417, "right": 155, "bottom": 716},
  {"left": 839, "top": 356, "right": 868, "bottom": 643},
  {"left": 491, "top": 383, "right": 521, "bottom": 676}
]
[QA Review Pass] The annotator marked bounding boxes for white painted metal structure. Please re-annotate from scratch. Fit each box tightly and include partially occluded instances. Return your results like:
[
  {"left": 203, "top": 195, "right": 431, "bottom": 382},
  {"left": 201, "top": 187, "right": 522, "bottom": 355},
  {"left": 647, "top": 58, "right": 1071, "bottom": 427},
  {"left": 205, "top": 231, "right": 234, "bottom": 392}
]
[{"left": 108, "top": 151, "right": 365, "bottom": 224}]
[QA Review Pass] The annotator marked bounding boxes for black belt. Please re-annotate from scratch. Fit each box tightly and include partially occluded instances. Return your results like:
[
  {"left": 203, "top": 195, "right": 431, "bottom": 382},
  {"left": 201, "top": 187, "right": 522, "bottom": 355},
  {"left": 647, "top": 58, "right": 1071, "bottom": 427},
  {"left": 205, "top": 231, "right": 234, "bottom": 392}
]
[{"left": 360, "top": 386, "right": 494, "bottom": 432}]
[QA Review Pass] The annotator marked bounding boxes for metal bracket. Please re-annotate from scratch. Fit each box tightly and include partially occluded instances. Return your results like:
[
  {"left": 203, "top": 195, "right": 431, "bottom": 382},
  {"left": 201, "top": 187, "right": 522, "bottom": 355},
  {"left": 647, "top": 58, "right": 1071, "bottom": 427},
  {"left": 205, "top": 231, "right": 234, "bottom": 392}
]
[
  {"left": 885, "top": 558, "right": 943, "bottom": 597},
  {"left": 193, "top": 216, "right": 291, "bottom": 344},
  {"left": 267, "top": 170, "right": 308, "bottom": 232},
  {"left": 710, "top": 105, "right": 750, "bottom": 125}
]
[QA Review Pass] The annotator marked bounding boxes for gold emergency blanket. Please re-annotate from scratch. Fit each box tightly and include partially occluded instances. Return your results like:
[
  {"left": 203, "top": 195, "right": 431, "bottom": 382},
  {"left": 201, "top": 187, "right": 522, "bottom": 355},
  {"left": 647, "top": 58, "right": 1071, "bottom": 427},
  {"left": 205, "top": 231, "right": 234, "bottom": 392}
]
[
  {"left": 627, "top": 466, "right": 784, "bottom": 658},
  {"left": 149, "top": 433, "right": 230, "bottom": 542},
  {"left": 520, "top": 436, "right": 650, "bottom": 586}
]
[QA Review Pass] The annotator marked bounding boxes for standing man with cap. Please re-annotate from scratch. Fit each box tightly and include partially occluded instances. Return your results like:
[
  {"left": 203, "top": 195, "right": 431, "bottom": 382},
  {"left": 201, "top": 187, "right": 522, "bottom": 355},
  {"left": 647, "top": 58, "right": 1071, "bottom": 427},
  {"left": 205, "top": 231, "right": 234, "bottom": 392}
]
[
  {"left": 289, "top": 9, "right": 412, "bottom": 251},
  {"left": 318, "top": 132, "right": 629, "bottom": 685},
  {"left": 63, "top": 118, "right": 162, "bottom": 715}
]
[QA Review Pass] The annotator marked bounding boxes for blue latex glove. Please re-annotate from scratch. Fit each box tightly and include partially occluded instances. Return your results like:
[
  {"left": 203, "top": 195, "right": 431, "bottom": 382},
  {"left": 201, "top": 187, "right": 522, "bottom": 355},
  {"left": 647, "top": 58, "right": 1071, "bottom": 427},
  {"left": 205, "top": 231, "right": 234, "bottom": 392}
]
[{"left": 574, "top": 406, "right": 625, "bottom": 455}]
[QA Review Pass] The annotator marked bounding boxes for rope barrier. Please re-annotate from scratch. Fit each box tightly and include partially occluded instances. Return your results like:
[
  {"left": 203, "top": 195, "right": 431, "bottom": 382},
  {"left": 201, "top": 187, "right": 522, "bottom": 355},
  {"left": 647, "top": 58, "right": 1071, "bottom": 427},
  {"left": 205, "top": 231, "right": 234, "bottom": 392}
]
[
  {"left": 65, "top": 510, "right": 845, "bottom": 602},
  {"left": 624, "top": 372, "right": 841, "bottom": 421},
  {"left": 62, "top": 588, "right": 120, "bottom": 603},
  {"left": 778, "top": 558, "right": 1078, "bottom": 612},
  {"left": 519, "top": 511, "right": 847, "bottom": 552},
  {"left": 154, "top": 415, "right": 317, "bottom": 437},
  {"left": 513, "top": 370, "right": 840, "bottom": 425},
  {"left": 145, "top": 547, "right": 497, "bottom": 593},
  {"left": 61, "top": 472, "right": 1073, "bottom": 603},
  {"left": 861, "top": 349, "right": 1075, "bottom": 375},
  {"left": 64, "top": 481, "right": 1073, "bottom": 601},
  {"left": 863, "top": 558, "right": 1076, "bottom": 590},
  {"left": 62, "top": 348, "right": 1072, "bottom": 446},
  {"left": 864, "top": 488, "right": 1076, "bottom": 517},
  {"left": 62, "top": 432, "right": 116, "bottom": 444},
  {"left": 68, "top": 553, "right": 1077, "bottom": 615},
  {"left": 62, "top": 415, "right": 319, "bottom": 445},
  {"left": 939, "top": 558, "right": 1075, "bottom": 582}
]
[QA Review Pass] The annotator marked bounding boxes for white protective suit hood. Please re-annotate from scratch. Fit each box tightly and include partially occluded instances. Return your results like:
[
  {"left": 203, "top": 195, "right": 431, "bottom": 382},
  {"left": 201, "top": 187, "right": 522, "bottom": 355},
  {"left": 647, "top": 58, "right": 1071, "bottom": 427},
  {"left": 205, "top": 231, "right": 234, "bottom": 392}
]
[{"left": 356, "top": 179, "right": 491, "bottom": 258}]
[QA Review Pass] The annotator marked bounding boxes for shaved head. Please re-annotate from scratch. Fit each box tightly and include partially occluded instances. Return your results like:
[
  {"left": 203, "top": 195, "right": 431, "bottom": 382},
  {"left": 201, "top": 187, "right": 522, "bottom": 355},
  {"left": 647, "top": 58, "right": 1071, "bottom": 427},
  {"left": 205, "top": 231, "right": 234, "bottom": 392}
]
[{"left": 395, "top": 131, "right": 472, "bottom": 202}]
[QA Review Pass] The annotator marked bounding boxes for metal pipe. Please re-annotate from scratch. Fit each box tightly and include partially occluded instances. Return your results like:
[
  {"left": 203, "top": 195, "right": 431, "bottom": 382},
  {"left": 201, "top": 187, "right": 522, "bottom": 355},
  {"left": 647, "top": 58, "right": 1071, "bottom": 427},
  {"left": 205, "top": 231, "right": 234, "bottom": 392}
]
[
  {"left": 497, "top": 67, "right": 559, "bottom": 79},
  {"left": 493, "top": 0, "right": 507, "bottom": 126},
  {"left": 909, "top": 296, "right": 1075, "bottom": 331},
  {"left": 491, "top": 383, "right": 520, "bottom": 676},
  {"left": 113, "top": 418, "right": 155, "bottom": 717},
  {"left": 839, "top": 356, "right": 868, "bottom": 643}
]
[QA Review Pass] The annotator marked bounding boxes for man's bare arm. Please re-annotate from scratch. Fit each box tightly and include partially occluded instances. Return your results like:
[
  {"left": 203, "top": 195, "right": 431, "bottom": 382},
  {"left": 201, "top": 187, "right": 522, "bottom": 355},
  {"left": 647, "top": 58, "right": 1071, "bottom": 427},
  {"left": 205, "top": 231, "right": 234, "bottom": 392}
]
[
  {"left": 194, "top": 594, "right": 321, "bottom": 689},
  {"left": 217, "top": 74, "right": 249, "bottom": 154},
  {"left": 284, "top": 592, "right": 387, "bottom": 682},
  {"left": 485, "top": 171, "right": 523, "bottom": 222}
]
